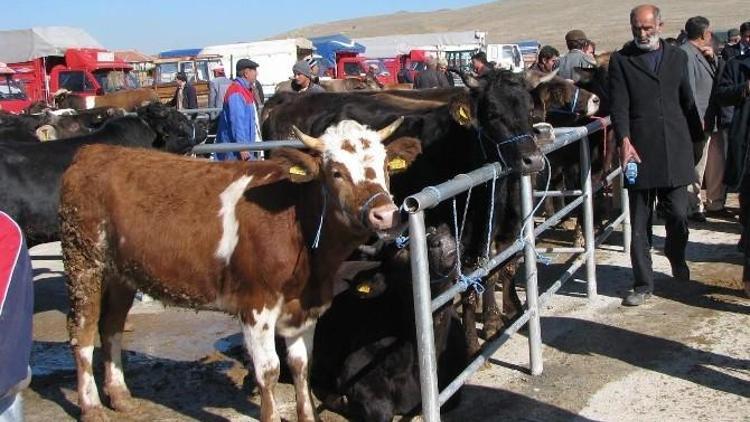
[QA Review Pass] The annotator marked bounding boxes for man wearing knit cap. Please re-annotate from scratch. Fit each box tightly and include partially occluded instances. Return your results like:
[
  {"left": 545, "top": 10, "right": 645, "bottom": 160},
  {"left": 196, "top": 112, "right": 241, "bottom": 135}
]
[
  {"left": 557, "top": 29, "right": 597, "bottom": 80},
  {"left": 292, "top": 60, "right": 325, "bottom": 93}
]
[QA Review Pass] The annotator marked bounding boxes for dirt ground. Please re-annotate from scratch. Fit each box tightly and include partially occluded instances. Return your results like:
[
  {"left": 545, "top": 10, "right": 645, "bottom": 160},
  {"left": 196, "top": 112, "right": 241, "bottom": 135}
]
[{"left": 23, "top": 196, "right": 749, "bottom": 421}]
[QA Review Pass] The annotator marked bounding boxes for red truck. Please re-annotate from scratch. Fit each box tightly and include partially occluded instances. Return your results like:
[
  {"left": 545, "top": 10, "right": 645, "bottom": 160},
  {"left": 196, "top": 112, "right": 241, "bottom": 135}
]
[
  {"left": 0, "top": 27, "right": 134, "bottom": 113},
  {"left": 332, "top": 50, "right": 429, "bottom": 86}
]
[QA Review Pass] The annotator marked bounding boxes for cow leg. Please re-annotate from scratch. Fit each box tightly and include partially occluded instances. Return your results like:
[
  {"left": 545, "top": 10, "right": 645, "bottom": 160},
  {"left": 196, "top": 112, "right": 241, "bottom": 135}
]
[
  {"left": 480, "top": 270, "right": 502, "bottom": 340},
  {"left": 242, "top": 309, "right": 282, "bottom": 422},
  {"left": 573, "top": 208, "right": 585, "bottom": 248},
  {"left": 461, "top": 291, "right": 481, "bottom": 356},
  {"left": 284, "top": 325, "right": 317, "bottom": 422},
  {"left": 501, "top": 260, "right": 523, "bottom": 324},
  {"left": 67, "top": 268, "right": 108, "bottom": 422},
  {"left": 99, "top": 280, "right": 137, "bottom": 413}
]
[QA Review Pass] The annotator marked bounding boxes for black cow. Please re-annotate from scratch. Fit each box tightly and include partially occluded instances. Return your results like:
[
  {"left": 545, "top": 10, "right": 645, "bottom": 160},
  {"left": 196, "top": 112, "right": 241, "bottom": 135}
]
[
  {"left": 0, "top": 102, "right": 196, "bottom": 246},
  {"left": 312, "top": 224, "right": 467, "bottom": 421},
  {"left": 0, "top": 108, "right": 125, "bottom": 142},
  {"left": 264, "top": 68, "right": 544, "bottom": 355}
]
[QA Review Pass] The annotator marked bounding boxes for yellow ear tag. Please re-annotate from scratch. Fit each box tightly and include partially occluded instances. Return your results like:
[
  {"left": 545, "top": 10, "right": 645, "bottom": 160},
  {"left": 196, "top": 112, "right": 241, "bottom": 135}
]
[
  {"left": 458, "top": 105, "right": 470, "bottom": 121},
  {"left": 289, "top": 165, "right": 307, "bottom": 176},
  {"left": 388, "top": 157, "right": 407, "bottom": 171},
  {"left": 356, "top": 283, "right": 372, "bottom": 295}
]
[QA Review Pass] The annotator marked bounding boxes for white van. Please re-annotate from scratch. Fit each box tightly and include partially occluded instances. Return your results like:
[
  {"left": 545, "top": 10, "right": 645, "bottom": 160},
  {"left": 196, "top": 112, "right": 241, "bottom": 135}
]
[
  {"left": 486, "top": 43, "right": 524, "bottom": 73},
  {"left": 201, "top": 38, "right": 313, "bottom": 98}
]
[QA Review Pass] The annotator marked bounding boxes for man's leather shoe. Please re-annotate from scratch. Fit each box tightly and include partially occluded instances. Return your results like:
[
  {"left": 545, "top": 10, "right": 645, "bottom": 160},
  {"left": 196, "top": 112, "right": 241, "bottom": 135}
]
[
  {"left": 670, "top": 260, "right": 690, "bottom": 281},
  {"left": 689, "top": 212, "right": 707, "bottom": 223},
  {"left": 622, "top": 291, "right": 651, "bottom": 306}
]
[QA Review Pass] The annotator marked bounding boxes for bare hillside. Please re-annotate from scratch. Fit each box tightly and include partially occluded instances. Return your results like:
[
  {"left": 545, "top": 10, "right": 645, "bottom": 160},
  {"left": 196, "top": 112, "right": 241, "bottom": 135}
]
[{"left": 274, "top": 0, "right": 744, "bottom": 52}]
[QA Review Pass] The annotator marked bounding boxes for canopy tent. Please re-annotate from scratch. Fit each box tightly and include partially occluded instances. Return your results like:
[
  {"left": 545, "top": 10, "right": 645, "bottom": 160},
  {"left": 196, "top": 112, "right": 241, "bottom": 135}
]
[
  {"left": 0, "top": 27, "right": 103, "bottom": 63},
  {"left": 354, "top": 31, "right": 485, "bottom": 58},
  {"left": 309, "top": 34, "right": 366, "bottom": 69}
]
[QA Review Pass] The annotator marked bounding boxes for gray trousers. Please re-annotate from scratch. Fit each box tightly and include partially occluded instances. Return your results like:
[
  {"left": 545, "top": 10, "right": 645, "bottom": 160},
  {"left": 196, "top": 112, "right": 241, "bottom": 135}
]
[{"left": 688, "top": 131, "right": 726, "bottom": 213}]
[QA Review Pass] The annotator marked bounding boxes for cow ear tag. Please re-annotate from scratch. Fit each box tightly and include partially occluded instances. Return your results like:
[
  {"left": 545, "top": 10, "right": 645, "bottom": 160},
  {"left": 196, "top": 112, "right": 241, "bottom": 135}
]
[
  {"left": 452, "top": 103, "right": 473, "bottom": 127},
  {"left": 356, "top": 282, "right": 372, "bottom": 295},
  {"left": 388, "top": 157, "right": 407, "bottom": 172},
  {"left": 289, "top": 165, "right": 307, "bottom": 176}
]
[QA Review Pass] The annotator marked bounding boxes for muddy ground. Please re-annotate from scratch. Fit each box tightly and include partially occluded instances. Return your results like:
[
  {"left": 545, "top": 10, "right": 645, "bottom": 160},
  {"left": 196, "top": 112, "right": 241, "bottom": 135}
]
[{"left": 23, "top": 197, "right": 749, "bottom": 421}]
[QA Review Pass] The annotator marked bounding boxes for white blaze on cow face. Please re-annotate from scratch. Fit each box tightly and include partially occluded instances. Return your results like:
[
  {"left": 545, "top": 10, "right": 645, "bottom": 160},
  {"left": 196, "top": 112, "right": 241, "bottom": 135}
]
[
  {"left": 319, "top": 120, "right": 389, "bottom": 190},
  {"left": 215, "top": 175, "right": 254, "bottom": 264}
]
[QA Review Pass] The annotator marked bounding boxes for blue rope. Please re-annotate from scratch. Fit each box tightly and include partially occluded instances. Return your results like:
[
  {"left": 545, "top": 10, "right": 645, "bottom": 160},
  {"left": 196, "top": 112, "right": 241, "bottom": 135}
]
[
  {"left": 484, "top": 165, "right": 497, "bottom": 261},
  {"left": 452, "top": 196, "right": 484, "bottom": 295},
  {"left": 395, "top": 235, "right": 410, "bottom": 249},
  {"left": 517, "top": 155, "right": 553, "bottom": 265},
  {"left": 495, "top": 133, "right": 534, "bottom": 146},
  {"left": 312, "top": 187, "right": 327, "bottom": 249},
  {"left": 570, "top": 87, "right": 580, "bottom": 113}
]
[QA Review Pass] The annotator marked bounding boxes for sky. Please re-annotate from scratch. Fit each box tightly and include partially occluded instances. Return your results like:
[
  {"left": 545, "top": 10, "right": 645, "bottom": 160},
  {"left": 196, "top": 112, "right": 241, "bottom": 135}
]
[{"left": 2, "top": 0, "right": 489, "bottom": 54}]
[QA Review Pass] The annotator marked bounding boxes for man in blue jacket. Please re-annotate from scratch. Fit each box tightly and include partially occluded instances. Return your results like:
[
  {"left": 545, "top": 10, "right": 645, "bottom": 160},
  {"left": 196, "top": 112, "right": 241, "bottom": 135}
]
[
  {"left": 216, "top": 59, "right": 260, "bottom": 161},
  {"left": 0, "top": 211, "right": 33, "bottom": 420}
]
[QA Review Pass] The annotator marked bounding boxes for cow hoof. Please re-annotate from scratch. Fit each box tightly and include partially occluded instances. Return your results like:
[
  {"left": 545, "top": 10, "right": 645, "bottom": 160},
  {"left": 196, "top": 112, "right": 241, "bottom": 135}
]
[
  {"left": 81, "top": 406, "right": 110, "bottom": 422},
  {"left": 107, "top": 390, "right": 136, "bottom": 413}
]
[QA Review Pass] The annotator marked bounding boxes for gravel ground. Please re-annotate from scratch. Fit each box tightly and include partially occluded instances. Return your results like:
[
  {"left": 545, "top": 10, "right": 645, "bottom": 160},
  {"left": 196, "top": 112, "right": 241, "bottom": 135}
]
[{"left": 23, "top": 197, "right": 749, "bottom": 421}]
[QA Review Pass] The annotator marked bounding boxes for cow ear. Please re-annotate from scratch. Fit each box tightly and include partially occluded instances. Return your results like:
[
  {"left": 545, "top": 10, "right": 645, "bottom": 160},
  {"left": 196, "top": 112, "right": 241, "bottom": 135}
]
[
  {"left": 385, "top": 136, "right": 422, "bottom": 174},
  {"left": 268, "top": 147, "right": 321, "bottom": 183},
  {"left": 35, "top": 125, "right": 57, "bottom": 141},
  {"left": 449, "top": 98, "right": 475, "bottom": 128}
]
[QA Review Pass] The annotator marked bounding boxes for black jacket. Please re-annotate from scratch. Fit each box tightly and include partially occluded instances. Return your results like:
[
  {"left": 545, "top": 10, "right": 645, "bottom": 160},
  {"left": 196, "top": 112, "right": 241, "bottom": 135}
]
[
  {"left": 170, "top": 82, "right": 198, "bottom": 109},
  {"left": 721, "top": 43, "right": 748, "bottom": 62},
  {"left": 716, "top": 54, "right": 750, "bottom": 191},
  {"left": 414, "top": 69, "right": 451, "bottom": 89},
  {"left": 609, "top": 41, "right": 703, "bottom": 189}
]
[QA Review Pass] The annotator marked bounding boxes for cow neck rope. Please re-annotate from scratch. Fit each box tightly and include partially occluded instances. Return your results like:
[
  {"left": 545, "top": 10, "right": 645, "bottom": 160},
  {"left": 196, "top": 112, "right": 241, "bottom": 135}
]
[
  {"left": 312, "top": 186, "right": 327, "bottom": 249},
  {"left": 476, "top": 129, "right": 535, "bottom": 169},
  {"left": 452, "top": 188, "right": 485, "bottom": 295},
  {"left": 546, "top": 87, "right": 581, "bottom": 117}
]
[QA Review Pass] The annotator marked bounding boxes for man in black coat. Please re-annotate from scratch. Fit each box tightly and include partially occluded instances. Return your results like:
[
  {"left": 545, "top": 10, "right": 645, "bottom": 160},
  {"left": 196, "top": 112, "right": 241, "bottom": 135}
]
[
  {"left": 715, "top": 48, "right": 750, "bottom": 297},
  {"left": 169, "top": 72, "right": 198, "bottom": 110},
  {"left": 609, "top": 4, "right": 704, "bottom": 306},
  {"left": 721, "top": 22, "right": 750, "bottom": 61}
]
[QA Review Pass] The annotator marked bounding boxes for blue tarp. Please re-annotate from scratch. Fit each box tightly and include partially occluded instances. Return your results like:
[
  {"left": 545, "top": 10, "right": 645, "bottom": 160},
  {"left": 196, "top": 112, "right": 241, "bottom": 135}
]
[
  {"left": 309, "top": 34, "right": 366, "bottom": 70},
  {"left": 158, "top": 48, "right": 203, "bottom": 58}
]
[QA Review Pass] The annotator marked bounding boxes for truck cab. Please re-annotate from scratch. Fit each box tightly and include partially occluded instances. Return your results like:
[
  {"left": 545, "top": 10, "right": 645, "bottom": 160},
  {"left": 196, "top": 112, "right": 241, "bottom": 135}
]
[
  {"left": 152, "top": 54, "right": 223, "bottom": 107},
  {"left": 0, "top": 66, "right": 28, "bottom": 113},
  {"left": 49, "top": 49, "right": 134, "bottom": 96}
]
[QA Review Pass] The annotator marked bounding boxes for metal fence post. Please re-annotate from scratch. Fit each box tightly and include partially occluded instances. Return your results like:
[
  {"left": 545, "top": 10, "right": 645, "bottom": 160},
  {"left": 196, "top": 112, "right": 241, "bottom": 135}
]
[
  {"left": 579, "top": 136, "right": 597, "bottom": 298},
  {"left": 620, "top": 171, "right": 632, "bottom": 254},
  {"left": 408, "top": 211, "right": 440, "bottom": 422},
  {"left": 520, "top": 174, "right": 543, "bottom": 376}
]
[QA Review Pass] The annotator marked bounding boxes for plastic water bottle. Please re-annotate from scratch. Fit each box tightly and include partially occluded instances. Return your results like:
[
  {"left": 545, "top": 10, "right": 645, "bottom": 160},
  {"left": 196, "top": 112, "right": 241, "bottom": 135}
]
[{"left": 625, "top": 161, "right": 638, "bottom": 185}]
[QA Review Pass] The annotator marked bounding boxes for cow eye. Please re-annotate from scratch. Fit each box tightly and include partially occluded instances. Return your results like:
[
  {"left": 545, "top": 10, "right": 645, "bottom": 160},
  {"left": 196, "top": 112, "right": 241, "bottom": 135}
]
[{"left": 333, "top": 170, "right": 343, "bottom": 179}]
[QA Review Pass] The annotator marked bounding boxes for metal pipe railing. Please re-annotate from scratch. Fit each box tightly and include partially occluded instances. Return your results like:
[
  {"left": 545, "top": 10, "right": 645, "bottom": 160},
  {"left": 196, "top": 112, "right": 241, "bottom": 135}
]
[{"left": 406, "top": 116, "right": 628, "bottom": 421}]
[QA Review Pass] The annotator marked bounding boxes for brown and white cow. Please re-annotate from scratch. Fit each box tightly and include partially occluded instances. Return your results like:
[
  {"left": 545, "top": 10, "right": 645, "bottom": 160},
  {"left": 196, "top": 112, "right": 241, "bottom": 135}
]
[{"left": 60, "top": 118, "right": 421, "bottom": 422}]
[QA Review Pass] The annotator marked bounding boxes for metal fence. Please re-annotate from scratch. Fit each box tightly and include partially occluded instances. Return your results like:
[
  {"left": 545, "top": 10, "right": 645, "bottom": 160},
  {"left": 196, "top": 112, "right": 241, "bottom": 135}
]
[
  {"left": 184, "top": 116, "right": 630, "bottom": 421},
  {"left": 404, "top": 117, "right": 630, "bottom": 421}
]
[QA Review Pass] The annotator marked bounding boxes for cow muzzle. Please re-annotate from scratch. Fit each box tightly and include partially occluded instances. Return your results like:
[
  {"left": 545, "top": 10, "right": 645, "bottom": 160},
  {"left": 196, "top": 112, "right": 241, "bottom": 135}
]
[
  {"left": 586, "top": 95, "right": 601, "bottom": 116},
  {"left": 359, "top": 191, "right": 401, "bottom": 234}
]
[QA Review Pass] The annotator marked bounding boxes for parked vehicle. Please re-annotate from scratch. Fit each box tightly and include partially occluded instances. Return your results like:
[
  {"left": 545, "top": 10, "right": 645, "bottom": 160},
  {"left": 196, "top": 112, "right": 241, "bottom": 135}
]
[
  {"left": 152, "top": 50, "right": 222, "bottom": 107},
  {"left": 0, "top": 27, "right": 134, "bottom": 113},
  {"left": 485, "top": 43, "right": 524, "bottom": 73},
  {"left": 0, "top": 65, "right": 27, "bottom": 112},
  {"left": 201, "top": 39, "right": 313, "bottom": 98}
]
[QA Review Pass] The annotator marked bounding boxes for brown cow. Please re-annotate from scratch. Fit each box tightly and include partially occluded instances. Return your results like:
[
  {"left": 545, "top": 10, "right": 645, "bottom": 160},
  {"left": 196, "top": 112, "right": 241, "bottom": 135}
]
[
  {"left": 60, "top": 118, "right": 421, "bottom": 422},
  {"left": 55, "top": 87, "right": 159, "bottom": 111}
]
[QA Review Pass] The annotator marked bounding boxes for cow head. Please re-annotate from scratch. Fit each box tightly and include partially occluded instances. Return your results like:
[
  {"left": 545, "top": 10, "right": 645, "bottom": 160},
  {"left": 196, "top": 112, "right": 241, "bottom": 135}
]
[
  {"left": 136, "top": 102, "right": 197, "bottom": 153},
  {"left": 280, "top": 119, "right": 422, "bottom": 238},
  {"left": 527, "top": 71, "right": 600, "bottom": 126},
  {"left": 459, "top": 69, "right": 545, "bottom": 174}
]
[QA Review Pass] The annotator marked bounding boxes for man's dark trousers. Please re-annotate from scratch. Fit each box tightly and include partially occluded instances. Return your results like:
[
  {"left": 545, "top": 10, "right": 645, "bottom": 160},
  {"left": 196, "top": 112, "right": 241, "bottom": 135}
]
[{"left": 629, "top": 185, "right": 689, "bottom": 293}]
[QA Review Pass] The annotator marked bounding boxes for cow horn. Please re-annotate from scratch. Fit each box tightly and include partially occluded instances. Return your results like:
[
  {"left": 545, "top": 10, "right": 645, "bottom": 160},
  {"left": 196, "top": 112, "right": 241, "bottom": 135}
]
[
  {"left": 292, "top": 126, "right": 324, "bottom": 151},
  {"left": 376, "top": 117, "right": 404, "bottom": 141}
]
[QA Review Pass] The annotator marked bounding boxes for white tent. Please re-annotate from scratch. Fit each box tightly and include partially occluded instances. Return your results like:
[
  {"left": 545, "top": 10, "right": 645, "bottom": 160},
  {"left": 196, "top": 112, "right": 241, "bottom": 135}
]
[
  {"left": 0, "top": 27, "right": 103, "bottom": 63},
  {"left": 354, "top": 31, "right": 486, "bottom": 58}
]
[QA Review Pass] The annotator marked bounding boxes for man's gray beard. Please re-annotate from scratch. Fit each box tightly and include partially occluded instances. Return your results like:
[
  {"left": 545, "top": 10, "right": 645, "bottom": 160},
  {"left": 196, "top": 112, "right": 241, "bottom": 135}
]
[{"left": 634, "top": 34, "right": 661, "bottom": 51}]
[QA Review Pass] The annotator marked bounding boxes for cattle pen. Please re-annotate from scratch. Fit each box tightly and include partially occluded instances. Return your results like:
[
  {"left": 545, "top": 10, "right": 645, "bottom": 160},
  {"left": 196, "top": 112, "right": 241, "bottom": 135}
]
[{"left": 188, "top": 116, "right": 629, "bottom": 421}]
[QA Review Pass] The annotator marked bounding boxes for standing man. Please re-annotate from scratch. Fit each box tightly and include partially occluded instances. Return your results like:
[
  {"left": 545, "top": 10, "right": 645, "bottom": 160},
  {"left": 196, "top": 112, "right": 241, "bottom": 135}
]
[
  {"left": 0, "top": 211, "right": 33, "bottom": 421},
  {"left": 681, "top": 16, "right": 725, "bottom": 221},
  {"left": 415, "top": 58, "right": 452, "bottom": 89},
  {"left": 169, "top": 72, "right": 197, "bottom": 110},
  {"left": 291, "top": 60, "right": 325, "bottom": 93},
  {"left": 470, "top": 51, "right": 491, "bottom": 77},
  {"left": 208, "top": 66, "right": 232, "bottom": 119},
  {"left": 215, "top": 59, "right": 260, "bottom": 161},
  {"left": 531, "top": 46, "right": 560, "bottom": 74},
  {"left": 609, "top": 4, "right": 703, "bottom": 306},
  {"left": 721, "top": 22, "right": 750, "bottom": 61},
  {"left": 716, "top": 35, "right": 750, "bottom": 297},
  {"left": 557, "top": 29, "right": 597, "bottom": 80}
]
